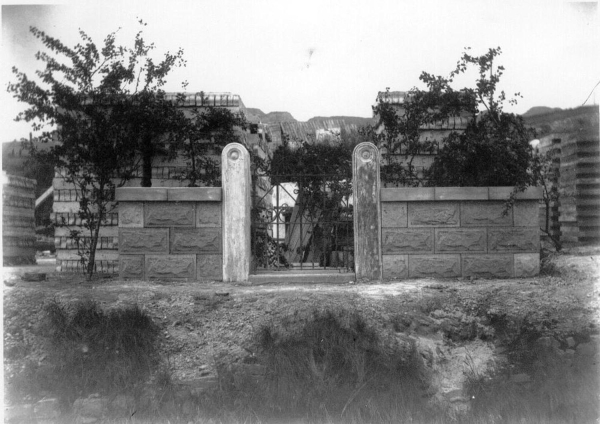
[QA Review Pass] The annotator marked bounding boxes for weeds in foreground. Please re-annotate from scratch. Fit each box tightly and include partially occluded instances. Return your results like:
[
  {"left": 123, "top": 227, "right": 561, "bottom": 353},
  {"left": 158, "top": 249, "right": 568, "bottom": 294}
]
[
  {"left": 6, "top": 296, "right": 599, "bottom": 424},
  {"left": 193, "top": 305, "right": 599, "bottom": 424},
  {"left": 7, "top": 300, "right": 160, "bottom": 406},
  {"left": 195, "top": 307, "right": 444, "bottom": 424},
  {"left": 540, "top": 251, "right": 564, "bottom": 277},
  {"left": 463, "top": 345, "right": 599, "bottom": 424}
]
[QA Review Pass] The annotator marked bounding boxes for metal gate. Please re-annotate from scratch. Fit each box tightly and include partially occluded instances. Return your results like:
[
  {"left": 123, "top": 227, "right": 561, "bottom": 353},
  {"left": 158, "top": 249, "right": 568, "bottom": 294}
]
[{"left": 251, "top": 173, "right": 354, "bottom": 273}]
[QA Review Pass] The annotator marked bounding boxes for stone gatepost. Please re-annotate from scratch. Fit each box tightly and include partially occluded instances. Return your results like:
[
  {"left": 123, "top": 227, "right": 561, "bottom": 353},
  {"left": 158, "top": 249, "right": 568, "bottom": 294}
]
[
  {"left": 352, "top": 142, "right": 382, "bottom": 280},
  {"left": 222, "top": 143, "right": 251, "bottom": 282}
]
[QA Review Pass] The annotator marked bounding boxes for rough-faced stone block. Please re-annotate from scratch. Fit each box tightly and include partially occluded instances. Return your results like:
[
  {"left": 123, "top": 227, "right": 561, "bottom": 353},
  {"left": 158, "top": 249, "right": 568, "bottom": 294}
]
[
  {"left": 381, "top": 202, "right": 407, "bottom": 227},
  {"left": 461, "top": 202, "right": 512, "bottom": 226},
  {"left": 119, "top": 255, "right": 144, "bottom": 278},
  {"left": 408, "top": 202, "right": 459, "bottom": 227},
  {"left": 382, "top": 228, "right": 433, "bottom": 253},
  {"left": 119, "top": 228, "right": 168, "bottom": 253},
  {"left": 382, "top": 255, "right": 408, "bottom": 279},
  {"left": 462, "top": 255, "right": 513, "bottom": 278},
  {"left": 145, "top": 203, "right": 195, "bottom": 227},
  {"left": 435, "top": 229, "right": 486, "bottom": 252},
  {"left": 118, "top": 202, "right": 144, "bottom": 227},
  {"left": 196, "top": 203, "right": 222, "bottom": 227},
  {"left": 488, "top": 228, "right": 539, "bottom": 252},
  {"left": 197, "top": 254, "right": 223, "bottom": 280},
  {"left": 171, "top": 228, "right": 221, "bottom": 253},
  {"left": 514, "top": 253, "right": 540, "bottom": 277},
  {"left": 409, "top": 255, "right": 461, "bottom": 278},
  {"left": 146, "top": 255, "right": 196, "bottom": 279},
  {"left": 513, "top": 201, "right": 540, "bottom": 227}
]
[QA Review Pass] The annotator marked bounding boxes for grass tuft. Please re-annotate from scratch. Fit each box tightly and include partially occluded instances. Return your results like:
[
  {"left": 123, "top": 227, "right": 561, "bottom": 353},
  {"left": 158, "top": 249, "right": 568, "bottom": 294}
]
[
  {"left": 464, "top": 344, "right": 599, "bottom": 424},
  {"left": 8, "top": 300, "right": 160, "bottom": 405},
  {"left": 216, "top": 307, "right": 437, "bottom": 423}
]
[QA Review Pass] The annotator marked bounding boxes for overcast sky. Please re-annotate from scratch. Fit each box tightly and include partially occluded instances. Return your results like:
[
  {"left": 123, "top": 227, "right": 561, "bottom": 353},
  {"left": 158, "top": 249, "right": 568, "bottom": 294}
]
[{"left": 1, "top": 0, "right": 598, "bottom": 141}]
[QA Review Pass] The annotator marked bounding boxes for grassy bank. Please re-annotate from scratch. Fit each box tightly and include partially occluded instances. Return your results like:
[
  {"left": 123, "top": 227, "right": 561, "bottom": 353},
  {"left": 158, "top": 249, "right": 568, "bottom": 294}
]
[{"left": 3, "top": 251, "right": 599, "bottom": 423}]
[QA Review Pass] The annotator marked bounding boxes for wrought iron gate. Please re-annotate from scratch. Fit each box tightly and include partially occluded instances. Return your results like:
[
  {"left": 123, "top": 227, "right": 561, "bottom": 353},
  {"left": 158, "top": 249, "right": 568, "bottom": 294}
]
[{"left": 251, "top": 173, "right": 354, "bottom": 273}]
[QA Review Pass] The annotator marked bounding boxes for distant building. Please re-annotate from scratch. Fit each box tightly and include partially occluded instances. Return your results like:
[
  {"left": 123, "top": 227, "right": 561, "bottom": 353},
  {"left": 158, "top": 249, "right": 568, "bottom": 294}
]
[
  {"left": 525, "top": 105, "right": 600, "bottom": 245},
  {"left": 262, "top": 119, "right": 359, "bottom": 149}
]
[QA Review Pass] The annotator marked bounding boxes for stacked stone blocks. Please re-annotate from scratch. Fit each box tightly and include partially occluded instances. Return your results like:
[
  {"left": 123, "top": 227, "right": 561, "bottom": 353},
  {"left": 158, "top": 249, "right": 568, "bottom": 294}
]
[
  {"left": 381, "top": 187, "right": 541, "bottom": 279},
  {"left": 117, "top": 187, "right": 222, "bottom": 280},
  {"left": 3, "top": 174, "right": 37, "bottom": 265}
]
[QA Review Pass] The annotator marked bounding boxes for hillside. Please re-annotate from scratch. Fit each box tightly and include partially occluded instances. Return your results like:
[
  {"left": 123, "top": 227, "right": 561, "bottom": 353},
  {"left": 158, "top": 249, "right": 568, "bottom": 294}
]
[
  {"left": 245, "top": 107, "right": 374, "bottom": 127},
  {"left": 521, "top": 106, "right": 563, "bottom": 118},
  {"left": 244, "top": 108, "right": 297, "bottom": 123},
  {"left": 307, "top": 115, "right": 374, "bottom": 127},
  {"left": 523, "top": 104, "right": 599, "bottom": 137}
]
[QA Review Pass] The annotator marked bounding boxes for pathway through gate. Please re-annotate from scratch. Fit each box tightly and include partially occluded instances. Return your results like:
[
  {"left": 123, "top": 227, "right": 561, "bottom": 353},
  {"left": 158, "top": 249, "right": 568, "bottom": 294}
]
[{"left": 250, "top": 172, "right": 355, "bottom": 283}]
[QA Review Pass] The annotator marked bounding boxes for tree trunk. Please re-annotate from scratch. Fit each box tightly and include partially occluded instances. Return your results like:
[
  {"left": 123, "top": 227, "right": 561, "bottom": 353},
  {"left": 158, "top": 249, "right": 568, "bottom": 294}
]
[
  {"left": 87, "top": 217, "right": 102, "bottom": 279},
  {"left": 141, "top": 134, "right": 154, "bottom": 187}
]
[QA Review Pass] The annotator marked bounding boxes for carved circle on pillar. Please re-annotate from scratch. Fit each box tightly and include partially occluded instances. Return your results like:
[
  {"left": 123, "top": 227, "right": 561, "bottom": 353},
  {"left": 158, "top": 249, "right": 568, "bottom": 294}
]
[
  {"left": 228, "top": 149, "right": 240, "bottom": 161},
  {"left": 359, "top": 146, "right": 374, "bottom": 163}
]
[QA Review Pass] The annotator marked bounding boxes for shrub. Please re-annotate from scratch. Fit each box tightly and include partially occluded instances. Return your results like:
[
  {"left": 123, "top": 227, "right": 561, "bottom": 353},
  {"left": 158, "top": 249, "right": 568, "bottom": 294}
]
[
  {"left": 374, "top": 47, "right": 539, "bottom": 191},
  {"left": 39, "top": 300, "right": 160, "bottom": 403},
  {"left": 464, "top": 340, "right": 599, "bottom": 424},
  {"left": 246, "top": 308, "right": 432, "bottom": 423},
  {"left": 427, "top": 112, "right": 536, "bottom": 188}
]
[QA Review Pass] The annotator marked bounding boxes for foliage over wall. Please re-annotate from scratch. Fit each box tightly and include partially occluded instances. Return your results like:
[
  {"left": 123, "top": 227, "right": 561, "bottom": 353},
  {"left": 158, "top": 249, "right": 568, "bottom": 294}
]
[
  {"left": 372, "top": 47, "right": 539, "bottom": 191},
  {"left": 7, "top": 22, "right": 186, "bottom": 277},
  {"left": 264, "top": 130, "right": 362, "bottom": 211},
  {"left": 172, "top": 106, "right": 248, "bottom": 187}
]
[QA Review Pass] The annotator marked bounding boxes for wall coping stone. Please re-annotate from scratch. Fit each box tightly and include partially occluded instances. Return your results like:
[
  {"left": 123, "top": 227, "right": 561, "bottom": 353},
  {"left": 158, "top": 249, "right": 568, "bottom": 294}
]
[
  {"left": 488, "top": 186, "right": 542, "bottom": 200},
  {"left": 116, "top": 188, "right": 167, "bottom": 201},
  {"left": 381, "top": 186, "right": 542, "bottom": 202},
  {"left": 435, "top": 187, "right": 488, "bottom": 200},
  {"left": 381, "top": 187, "right": 434, "bottom": 201},
  {"left": 168, "top": 188, "right": 221, "bottom": 202},
  {"left": 116, "top": 187, "right": 221, "bottom": 202}
]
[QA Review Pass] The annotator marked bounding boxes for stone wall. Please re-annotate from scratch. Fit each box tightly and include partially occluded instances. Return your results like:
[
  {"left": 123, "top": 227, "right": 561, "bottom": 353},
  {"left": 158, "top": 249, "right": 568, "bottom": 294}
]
[
  {"left": 3, "top": 173, "right": 37, "bottom": 265},
  {"left": 116, "top": 188, "right": 223, "bottom": 280},
  {"left": 379, "top": 187, "right": 541, "bottom": 279},
  {"left": 51, "top": 91, "right": 268, "bottom": 273}
]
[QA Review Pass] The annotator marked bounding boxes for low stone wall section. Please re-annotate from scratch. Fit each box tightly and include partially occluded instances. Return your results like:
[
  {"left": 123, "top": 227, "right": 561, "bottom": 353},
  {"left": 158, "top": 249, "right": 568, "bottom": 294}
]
[
  {"left": 380, "top": 187, "right": 541, "bottom": 279},
  {"left": 116, "top": 187, "right": 222, "bottom": 281}
]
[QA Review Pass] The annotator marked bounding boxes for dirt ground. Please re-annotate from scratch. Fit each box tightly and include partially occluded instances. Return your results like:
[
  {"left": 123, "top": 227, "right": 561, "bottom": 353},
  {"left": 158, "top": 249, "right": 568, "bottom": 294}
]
[{"left": 3, "top": 247, "right": 600, "bottom": 386}]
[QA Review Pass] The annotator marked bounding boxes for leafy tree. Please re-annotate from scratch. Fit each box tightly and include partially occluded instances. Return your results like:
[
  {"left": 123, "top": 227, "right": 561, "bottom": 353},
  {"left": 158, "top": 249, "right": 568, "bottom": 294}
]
[
  {"left": 7, "top": 23, "right": 185, "bottom": 277},
  {"left": 426, "top": 48, "right": 537, "bottom": 189},
  {"left": 531, "top": 146, "right": 562, "bottom": 251},
  {"left": 428, "top": 112, "right": 536, "bottom": 187},
  {"left": 172, "top": 104, "right": 248, "bottom": 187},
  {"left": 372, "top": 84, "right": 475, "bottom": 186},
  {"left": 373, "top": 47, "right": 537, "bottom": 191}
]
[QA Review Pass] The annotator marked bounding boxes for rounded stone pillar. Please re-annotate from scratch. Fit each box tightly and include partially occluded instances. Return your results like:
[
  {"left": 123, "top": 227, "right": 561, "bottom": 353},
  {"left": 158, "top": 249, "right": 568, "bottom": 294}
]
[
  {"left": 222, "top": 143, "right": 251, "bottom": 282},
  {"left": 352, "top": 142, "right": 382, "bottom": 281}
]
